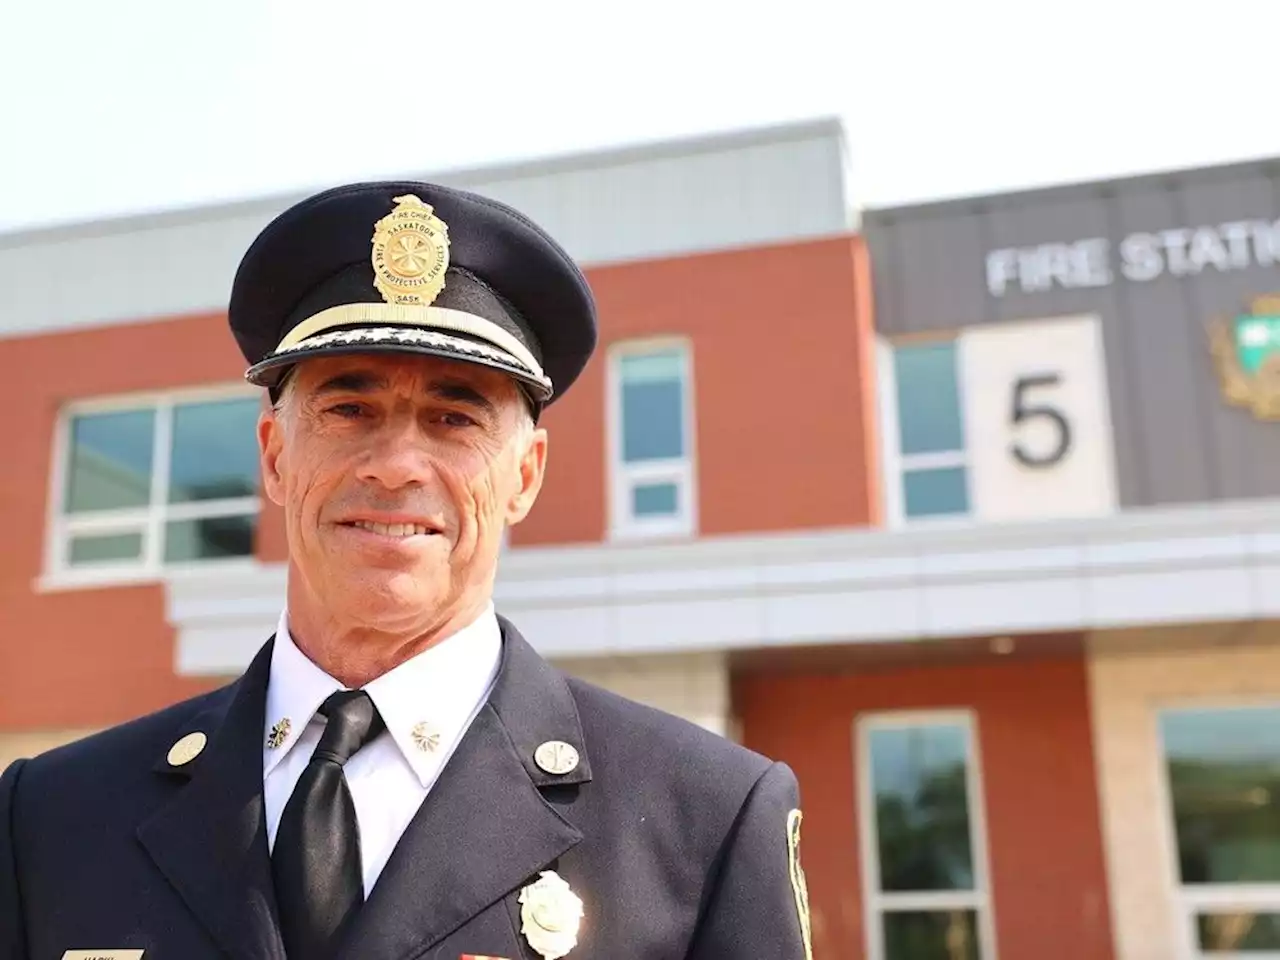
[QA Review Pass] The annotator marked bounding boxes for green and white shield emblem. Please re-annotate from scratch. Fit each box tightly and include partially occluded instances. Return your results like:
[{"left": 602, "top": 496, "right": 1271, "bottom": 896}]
[{"left": 1210, "top": 295, "right": 1280, "bottom": 421}]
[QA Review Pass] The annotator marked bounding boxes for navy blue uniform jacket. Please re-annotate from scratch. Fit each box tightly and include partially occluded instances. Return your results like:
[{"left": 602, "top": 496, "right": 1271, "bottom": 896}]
[{"left": 0, "top": 618, "right": 812, "bottom": 959}]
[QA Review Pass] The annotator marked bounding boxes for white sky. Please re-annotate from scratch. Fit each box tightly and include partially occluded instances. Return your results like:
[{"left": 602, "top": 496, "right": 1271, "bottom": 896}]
[{"left": 1, "top": 0, "right": 1276, "bottom": 234}]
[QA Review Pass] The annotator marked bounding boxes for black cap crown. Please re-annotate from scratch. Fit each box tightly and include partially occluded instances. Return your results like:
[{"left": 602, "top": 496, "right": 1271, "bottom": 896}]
[{"left": 228, "top": 181, "right": 598, "bottom": 411}]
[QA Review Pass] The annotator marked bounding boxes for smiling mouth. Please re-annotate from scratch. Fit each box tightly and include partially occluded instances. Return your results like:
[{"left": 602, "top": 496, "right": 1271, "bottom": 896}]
[{"left": 342, "top": 520, "right": 440, "bottom": 538}]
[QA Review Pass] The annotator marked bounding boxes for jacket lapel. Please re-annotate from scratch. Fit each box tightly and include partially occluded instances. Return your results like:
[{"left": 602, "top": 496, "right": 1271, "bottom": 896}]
[
  {"left": 336, "top": 619, "right": 592, "bottom": 960},
  {"left": 137, "top": 639, "right": 286, "bottom": 960}
]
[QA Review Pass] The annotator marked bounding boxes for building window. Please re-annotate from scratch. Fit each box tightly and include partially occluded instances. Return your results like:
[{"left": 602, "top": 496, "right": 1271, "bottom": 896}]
[
  {"left": 857, "top": 712, "right": 996, "bottom": 960},
  {"left": 1159, "top": 704, "right": 1280, "bottom": 957},
  {"left": 48, "top": 388, "right": 263, "bottom": 582},
  {"left": 608, "top": 342, "right": 695, "bottom": 539},
  {"left": 878, "top": 337, "right": 971, "bottom": 523}
]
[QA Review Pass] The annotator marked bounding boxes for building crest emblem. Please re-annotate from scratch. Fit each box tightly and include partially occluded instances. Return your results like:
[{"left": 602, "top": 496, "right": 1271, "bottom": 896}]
[{"left": 1210, "top": 294, "right": 1280, "bottom": 421}]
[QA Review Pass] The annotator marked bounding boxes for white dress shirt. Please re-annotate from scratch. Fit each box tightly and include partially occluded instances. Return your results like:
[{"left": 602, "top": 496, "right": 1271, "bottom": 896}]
[{"left": 262, "top": 603, "right": 502, "bottom": 896}]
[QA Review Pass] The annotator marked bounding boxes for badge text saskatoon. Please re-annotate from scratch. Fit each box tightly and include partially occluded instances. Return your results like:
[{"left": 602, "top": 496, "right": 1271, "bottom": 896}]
[{"left": 986, "top": 218, "right": 1280, "bottom": 297}]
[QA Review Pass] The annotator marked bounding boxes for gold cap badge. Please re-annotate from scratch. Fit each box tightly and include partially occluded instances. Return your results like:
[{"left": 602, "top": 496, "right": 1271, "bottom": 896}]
[
  {"left": 167, "top": 731, "right": 207, "bottom": 767},
  {"left": 518, "top": 870, "right": 584, "bottom": 959},
  {"left": 371, "top": 194, "right": 450, "bottom": 306}
]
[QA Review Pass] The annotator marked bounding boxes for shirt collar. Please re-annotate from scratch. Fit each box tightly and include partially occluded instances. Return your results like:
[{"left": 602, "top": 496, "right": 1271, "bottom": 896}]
[
  {"left": 262, "top": 609, "right": 341, "bottom": 777},
  {"left": 262, "top": 603, "right": 503, "bottom": 787}
]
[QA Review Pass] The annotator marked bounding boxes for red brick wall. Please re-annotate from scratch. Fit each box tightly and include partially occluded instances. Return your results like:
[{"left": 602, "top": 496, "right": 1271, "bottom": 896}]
[
  {"left": 1, "top": 234, "right": 879, "bottom": 730},
  {"left": 515, "top": 235, "right": 881, "bottom": 544},
  {"left": 0, "top": 313, "right": 242, "bottom": 728},
  {"left": 734, "top": 652, "right": 1114, "bottom": 960}
]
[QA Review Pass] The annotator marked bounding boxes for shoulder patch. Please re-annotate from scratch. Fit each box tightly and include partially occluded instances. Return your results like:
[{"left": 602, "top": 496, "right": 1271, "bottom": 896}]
[{"left": 787, "top": 808, "right": 814, "bottom": 959}]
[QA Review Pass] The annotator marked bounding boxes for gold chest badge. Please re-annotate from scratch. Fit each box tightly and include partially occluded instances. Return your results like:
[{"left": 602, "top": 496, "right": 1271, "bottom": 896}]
[{"left": 518, "top": 870, "right": 583, "bottom": 959}]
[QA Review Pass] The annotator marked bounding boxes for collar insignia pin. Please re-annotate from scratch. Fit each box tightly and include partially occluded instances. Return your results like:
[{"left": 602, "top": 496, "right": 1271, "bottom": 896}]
[
  {"left": 267, "top": 718, "right": 292, "bottom": 750},
  {"left": 518, "top": 870, "right": 584, "bottom": 959},
  {"left": 411, "top": 721, "right": 441, "bottom": 753}
]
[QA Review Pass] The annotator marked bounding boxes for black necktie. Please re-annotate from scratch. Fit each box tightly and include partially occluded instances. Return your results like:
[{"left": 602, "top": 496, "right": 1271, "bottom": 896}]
[{"left": 272, "top": 689, "right": 386, "bottom": 960}]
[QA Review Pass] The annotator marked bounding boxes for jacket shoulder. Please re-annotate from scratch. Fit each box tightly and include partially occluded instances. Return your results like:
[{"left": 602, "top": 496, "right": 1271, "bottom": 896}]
[
  {"left": 562, "top": 673, "right": 801, "bottom": 931},
  {"left": 10, "top": 682, "right": 237, "bottom": 787},
  {"left": 566, "top": 674, "right": 777, "bottom": 797}
]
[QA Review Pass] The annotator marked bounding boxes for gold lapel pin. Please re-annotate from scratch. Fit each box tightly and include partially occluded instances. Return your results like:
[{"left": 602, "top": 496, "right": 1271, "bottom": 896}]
[
  {"left": 166, "top": 731, "right": 207, "bottom": 767},
  {"left": 266, "top": 718, "right": 292, "bottom": 750},
  {"left": 534, "top": 740, "right": 579, "bottom": 776}
]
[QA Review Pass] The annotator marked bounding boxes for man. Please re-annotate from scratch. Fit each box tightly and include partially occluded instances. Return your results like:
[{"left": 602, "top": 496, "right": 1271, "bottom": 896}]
[{"left": 0, "top": 182, "right": 812, "bottom": 959}]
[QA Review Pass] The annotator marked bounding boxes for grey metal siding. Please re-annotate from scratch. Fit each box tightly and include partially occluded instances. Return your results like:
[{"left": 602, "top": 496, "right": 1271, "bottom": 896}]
[
  {"left": 451, "top": 134, "right": 849, "bottom": 267},
  {"left": 864, "top": 160, "right": 1280, "bottom": 510},
  {"left": 0, "top": 208, "right": 280, "bottom": 338},
  {"left": 0, "top": 119, "right": 850, "bottom": 340}
]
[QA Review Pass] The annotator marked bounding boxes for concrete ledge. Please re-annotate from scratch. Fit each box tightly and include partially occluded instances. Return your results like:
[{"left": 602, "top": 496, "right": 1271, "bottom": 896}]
[{"left": 168, "top": 497, "right": 1280, "bottom": 676}]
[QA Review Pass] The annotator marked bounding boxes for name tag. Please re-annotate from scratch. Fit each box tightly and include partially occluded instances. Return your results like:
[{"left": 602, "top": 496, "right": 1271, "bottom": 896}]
[{"left": 61, "top": 952, "right": 144, "bottom": 960}]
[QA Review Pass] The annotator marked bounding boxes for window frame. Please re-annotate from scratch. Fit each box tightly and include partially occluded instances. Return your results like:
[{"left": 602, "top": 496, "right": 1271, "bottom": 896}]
[
  {"left": 855, "top": 708, "right": 999, "bottom": 960},
  {"left": 876, "top": 332, "right": 974, "bottom": 529},
  {"left": 1154, "top": 697, "right": 1280, "bottom": 960},
  {"left": 42, "top": 382, "right": 265, "bottom": 590},
  {"left": 605, "top": 337, "right": 697, "bottom": 542}
]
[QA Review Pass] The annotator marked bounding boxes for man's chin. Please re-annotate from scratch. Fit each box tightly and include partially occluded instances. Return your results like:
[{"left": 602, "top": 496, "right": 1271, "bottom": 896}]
[{"left": 318, "top": 563, "right": 440, "bottom": 608}]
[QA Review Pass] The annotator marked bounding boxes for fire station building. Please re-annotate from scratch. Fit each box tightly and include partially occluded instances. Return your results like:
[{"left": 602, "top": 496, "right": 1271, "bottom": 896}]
[{"left": 4, "top": 118, "right": 1280, "bottom": 960}]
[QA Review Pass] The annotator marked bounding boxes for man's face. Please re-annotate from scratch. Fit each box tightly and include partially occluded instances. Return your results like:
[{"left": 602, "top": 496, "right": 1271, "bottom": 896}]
[{"left": 257, "top": 351, "right": 547, "bottom": 635}]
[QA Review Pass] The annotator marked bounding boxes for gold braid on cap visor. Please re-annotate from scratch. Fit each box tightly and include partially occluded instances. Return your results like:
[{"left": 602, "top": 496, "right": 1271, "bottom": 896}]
[{"left": 266, "top": 303, "right": 551, "bottom": 390}]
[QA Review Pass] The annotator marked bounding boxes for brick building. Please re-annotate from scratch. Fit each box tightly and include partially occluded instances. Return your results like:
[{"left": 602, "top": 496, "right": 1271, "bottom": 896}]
[{"left": 5, "top": 118, "right": 1280, "bottom": 960}]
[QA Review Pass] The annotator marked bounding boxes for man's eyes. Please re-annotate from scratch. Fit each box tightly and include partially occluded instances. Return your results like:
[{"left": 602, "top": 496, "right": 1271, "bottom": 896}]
[{"left": 322, "top": 403, "right": 478, "bottom": 428}]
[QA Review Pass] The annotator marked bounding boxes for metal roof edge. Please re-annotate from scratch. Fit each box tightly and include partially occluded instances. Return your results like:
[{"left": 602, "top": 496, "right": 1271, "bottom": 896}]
[
  {"left": 0, "top": 115, "right": 847, "bottom": 249},
  {"left": 860, "top": 151, "right": 1280, "bottom": 223}
]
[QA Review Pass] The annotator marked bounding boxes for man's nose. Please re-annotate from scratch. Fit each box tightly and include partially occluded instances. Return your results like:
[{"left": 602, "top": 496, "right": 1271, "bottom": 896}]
[{"left": 355, "top": 421, "right": 437, "bottom": 490}]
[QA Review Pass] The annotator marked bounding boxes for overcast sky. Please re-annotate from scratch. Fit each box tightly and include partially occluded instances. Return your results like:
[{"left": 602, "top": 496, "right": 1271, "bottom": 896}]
[{"left": 1, "top": 0, "right": 1276, "bottom": 234}]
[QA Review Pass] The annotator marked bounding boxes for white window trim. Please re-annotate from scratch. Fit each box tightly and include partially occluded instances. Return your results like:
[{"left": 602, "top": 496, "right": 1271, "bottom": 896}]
[
  {"left": 39, "top": 382, "right": 264, "bottom": 592},
  {"left": 606, "top": 337, "right": 697, "bottom": 542},
  {"left": 1154, "top": 698, "right": 1280, "bottom": 960},
  {"left": 876, "top": 335, "right": 973, "bottom": 530},
  {"left": 855, "top": 709, "right": 1000, "bottom": 960},
  {"left": 875, "top": 336, "right": 905, "bottom": 525}
]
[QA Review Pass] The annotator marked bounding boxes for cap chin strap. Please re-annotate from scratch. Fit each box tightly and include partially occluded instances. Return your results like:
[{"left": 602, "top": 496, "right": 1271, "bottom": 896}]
[{"left": 275, "top": 302, "right": 547, "bottom": 382}]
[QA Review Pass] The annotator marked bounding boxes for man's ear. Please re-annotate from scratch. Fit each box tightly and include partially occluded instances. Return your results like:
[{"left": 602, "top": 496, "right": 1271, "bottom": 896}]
[
  {"left": 258, "top": 410, "right": 287, "bottom": 508},
  {"left": 506, "top": 428, "right": 548, "bottom": 525}
]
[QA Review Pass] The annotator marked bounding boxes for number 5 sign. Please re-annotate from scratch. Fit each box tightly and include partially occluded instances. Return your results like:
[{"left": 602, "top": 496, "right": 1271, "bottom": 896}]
[
  {"left": 1009, "top": 373, "right": 1072, "bottom": 468},
  {"left": 959, "top": 315, "right": 1118, "bottom": 522}
]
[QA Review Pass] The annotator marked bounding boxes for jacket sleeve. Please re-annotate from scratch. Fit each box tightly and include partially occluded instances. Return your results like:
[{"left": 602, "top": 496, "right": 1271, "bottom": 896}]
[
  {"left": 686, "top": 761, "right": 814, "bottom": 960},
  {"left": 0, "top": 759, "right": 28, "bottom": 960}
]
